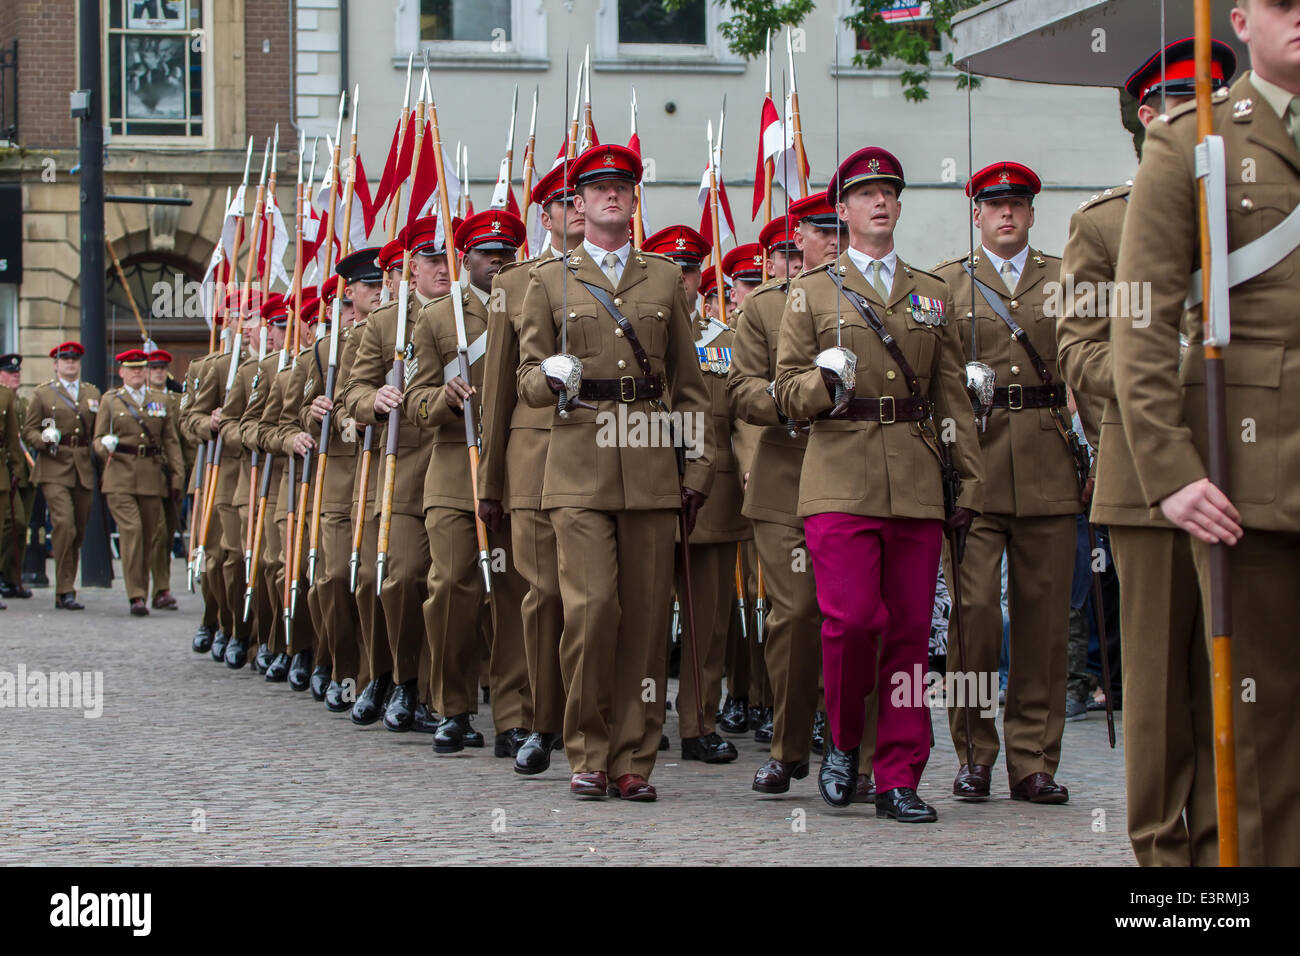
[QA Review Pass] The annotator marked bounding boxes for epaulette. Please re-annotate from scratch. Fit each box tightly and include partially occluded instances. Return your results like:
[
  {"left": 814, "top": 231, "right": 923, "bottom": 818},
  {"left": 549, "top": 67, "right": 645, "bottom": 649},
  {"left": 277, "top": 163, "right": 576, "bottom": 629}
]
[
  {"left": 750, "top": 275, "right": 790, "bottom": 297},
  {"left": 495, "top": 257, "right": 533, "bottom": 278},
  {"left": 239, "top": 354, "right": 260, "bottom": 368},
  {"left": 1076, "top": 182, "right": 1133, "bottom": 212},
  {"left": 637, "top": 249, "right": 675, "bottom": 264},
  {"left": 536, "top": 254, "right": 568, "bottom": 271},
  {"left": 932, "top": 254, "right": 972, "bottom": 272},
  {"left": 898, "top": 260, "right": 944, "bottom": 283},
  {"left": 1157, "top": 98, "right": 1199, "bottom": 125}
]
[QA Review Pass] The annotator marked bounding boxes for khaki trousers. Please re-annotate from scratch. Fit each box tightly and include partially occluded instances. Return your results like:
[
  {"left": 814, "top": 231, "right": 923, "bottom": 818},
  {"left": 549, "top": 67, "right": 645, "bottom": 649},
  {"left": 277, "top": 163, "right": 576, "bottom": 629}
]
[
  {"left": 355, "top": 510, "right": 391, "bottom": 682},
  {"left": 42, "top": 482, "right": 92, "bottom": 594},
  {"left": 512, "top": 507, "right": 565, "bottom": 733},
  {"left": 311, "top": 508, "right": 362, "bottom": 685},
  {"left": 674, "top": 541, "right": 732, "bottom": 739},
  {"left": 149, "top": 494, "right": 180, "bottom": 596},
  {"left": 217, "top": 503, "right": 252, "bottom": 641},
  {"left": 106, "top": 493, "right": 162, "bottom": 602},
  {"left": 382, "top": 512, "right": 429, "bottom": 685}
]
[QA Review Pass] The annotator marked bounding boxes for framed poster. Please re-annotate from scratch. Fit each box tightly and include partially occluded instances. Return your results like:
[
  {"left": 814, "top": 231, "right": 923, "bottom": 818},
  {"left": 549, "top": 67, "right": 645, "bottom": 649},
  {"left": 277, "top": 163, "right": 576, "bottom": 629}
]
[
  {"left": 128, "top": 0, "right": 185, "bottom": 31},
  {"left": 124, "top": 35, "right": 186, "bottom": 119}
]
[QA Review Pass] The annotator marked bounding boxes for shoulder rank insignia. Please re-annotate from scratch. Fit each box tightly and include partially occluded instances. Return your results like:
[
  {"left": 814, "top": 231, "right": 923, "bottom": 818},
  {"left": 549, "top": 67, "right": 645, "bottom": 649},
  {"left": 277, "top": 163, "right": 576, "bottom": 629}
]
[
  {"left": 697, "top": 346, "right": 731, "bottom": 376},
  {"left": 403, "top": 342, "right": 418, "bottom": 387},
  {"left": 908, "top": 294, "right": 946, "bottom": 327}
]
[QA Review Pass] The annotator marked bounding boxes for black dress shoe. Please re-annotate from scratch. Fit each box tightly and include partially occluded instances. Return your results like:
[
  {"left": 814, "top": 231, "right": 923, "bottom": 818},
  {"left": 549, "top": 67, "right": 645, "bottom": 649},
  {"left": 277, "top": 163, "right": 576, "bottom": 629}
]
[
  {"left": 191, "top": 625, "right": 213, "bottom": 653},
  {"left": 681, "top": 732, "right": 739, "bottom": 764},
  {"left": 265, "top": 652, "right": 291, "bottom": 682},
  {"left": 514, "top": 732, "right": 563, "bottom": 775},
  {"left": 350, "top": 674, "right": 392, "bottom": 725},
  {"left": 811, "top": 711, "right": 827, "bottom": 756},
  {"left": 56, "top": 592, "right": 85, "bottom": 611},
  {"left": 953, "top": 764, "right": 992, "bottom": 800},
  {"left": 875, "top": 786, "right": 937, "bottom": 823},
  {"left": 747, "top": 704, "right": 763, "bottom": 733},
  {"left": 752, "top": 757, "right": 810, "bottom": 794},
  {"left": 252, "top": 644, "right": 273, "bottom": 674},
  {"left": 1, "top": 582, "right": 33, "bottom": 599},
  {"left": 659, "top": 734, "right": 669, "bottom": 751},
  {"left": 383, "top": 679, "right": 418, "bottom": 731},
  {"left": 753, "top": 706, "right": 774, "bottom": 744},
  {"left": 818, "top": 742, "right": 860, "bottom": 809},
  {"left": 210, "top": 630, "right": 230, "bottom": 662},
  {"left": 287, "top": 651, "right": 313, "bottom": 691},
  {"left": 224, "top": 637, "right": 249, "bottom": 669},
  {"left": 324, "top": 681, "right": 351, "bottom": 713},
  {"left": 433, "top": 712, "right": 478, "bottom": 754},
  {"left": 308, "top": 664, "right": 330, "bottom": 700},
  {"left": 717, "top": 695, "right": 749, "bottom": 734},
  {"left": 494, "top": 727, "right": 530, "bottom": 757},
  {"left": 410, "top": 703, "right": 441, "bottom": 734}
]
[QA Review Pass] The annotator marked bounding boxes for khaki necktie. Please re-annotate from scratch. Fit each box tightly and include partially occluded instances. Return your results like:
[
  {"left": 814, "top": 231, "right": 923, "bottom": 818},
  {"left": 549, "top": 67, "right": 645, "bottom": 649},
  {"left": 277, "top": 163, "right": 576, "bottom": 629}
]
[
  {"left": 1288, "top": 96, "right": 1300, "bottom": 152},
  {"left": 870, "top": 259, "right": 888, "bottom": 301},
  {"left": 603, "top": 252, "right": 620, "bottom": 286},
  {"left": 1000, "top": 260, "right": 1017, "bottom": 294}
]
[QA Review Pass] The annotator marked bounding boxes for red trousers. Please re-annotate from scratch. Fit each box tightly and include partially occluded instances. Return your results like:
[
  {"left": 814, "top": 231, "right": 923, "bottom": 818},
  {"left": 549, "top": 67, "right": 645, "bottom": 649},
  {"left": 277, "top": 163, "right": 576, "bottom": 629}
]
[{"left": 804, "top": 512, "right": 941, "bottom": 793}]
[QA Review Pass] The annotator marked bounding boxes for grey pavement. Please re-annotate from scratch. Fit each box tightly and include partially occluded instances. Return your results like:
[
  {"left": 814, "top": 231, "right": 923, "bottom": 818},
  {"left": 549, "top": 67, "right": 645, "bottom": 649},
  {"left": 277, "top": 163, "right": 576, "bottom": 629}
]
[{"left": 0, "top": 558, "right": 1134, "bottom": 865}]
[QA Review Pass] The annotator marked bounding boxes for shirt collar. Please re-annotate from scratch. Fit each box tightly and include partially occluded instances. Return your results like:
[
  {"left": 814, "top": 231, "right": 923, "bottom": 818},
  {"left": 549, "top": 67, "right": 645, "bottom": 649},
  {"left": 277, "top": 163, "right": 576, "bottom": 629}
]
[
  {"left": 468, "top": 283, "right": 490, "bottom": 306},
  {"left": 59, "top": 377, "right": 79, "bottom": 392},
  {"left": 583, "top": 238, "right": 632, "bottom": 269},
  {"left": 1248, "top": 70, "right": 1296, "bottom": 120},
  {"left": 845, "top": 246, "right": 897, "bottom": 283},
  {"left": 981, "top": 243, "right": 1029, "bottom": 278}
]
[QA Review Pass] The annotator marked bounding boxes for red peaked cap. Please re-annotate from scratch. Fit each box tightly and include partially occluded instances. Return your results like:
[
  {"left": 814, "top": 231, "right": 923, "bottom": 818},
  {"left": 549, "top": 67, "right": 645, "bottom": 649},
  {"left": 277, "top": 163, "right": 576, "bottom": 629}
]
[
  {"left": 566, "top": 144, "right": 642, "bottom": 189},
  {"left": 531, "top": 163, "right": 576, "bottom": 208},
  {"left": 789, "top": 191, "right": 841, "bottom": 229},
  {"left": 966, "top": 161, "right": 1041, "bottom": 202},
  {"left": 115, "top": 348, "right": 149, "bottom": 367},
  {"left": 50, "top": 341, "right": 85, "bottom": 359},
  {"left": 828, "top": 146, "right": 906, "bottom": 202},
  {"left": 699, "top": 269, "right": 732, "bottom": 300},
  {"left": 1124, "top": 37, "right": 1236, "bottom": 104},
  {"left": 759, "top": 214, "right": 798, "bottom": 254},
  {"left": 399, "top": 215, "right": 446, "bottom": 257},
  {"left": 454, "top": 210, "right": 526, "bottom": 253},
  {"left": 642, "top": 225, "right": 710, "bottom": 265},
  {"left": 378, "top": 238, "right": 404, "bottom": 272},
  {"left": 145, "top": 349, "right": 172, "bottom": 366},
  {"left": 298, "top": 295, "right": 322, "bottom": 325},
  {"left": 722, "top": 242, "right": 765, "bottom": 283},
  {"left": 261, "top": 293, "right": 290, "bottom": 325}
]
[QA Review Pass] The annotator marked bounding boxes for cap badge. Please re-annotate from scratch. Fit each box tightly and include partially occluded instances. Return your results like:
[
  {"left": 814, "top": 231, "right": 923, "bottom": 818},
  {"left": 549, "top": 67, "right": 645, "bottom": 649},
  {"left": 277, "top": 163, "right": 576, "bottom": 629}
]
[
  {"left": 490, "top": 219, "right": 502, "bottom": 233},
  {"left": 867, "top": 158, "right": 881, "bottom": 174},
  {"left": 675, "top": 237, "right": 686, "bottom": 251},
  {"left": 602, "top": 151, "right": 615, "bottom": 167},
  {"left": 998, "top": 171, "right": 1011, "bottom": 184}
]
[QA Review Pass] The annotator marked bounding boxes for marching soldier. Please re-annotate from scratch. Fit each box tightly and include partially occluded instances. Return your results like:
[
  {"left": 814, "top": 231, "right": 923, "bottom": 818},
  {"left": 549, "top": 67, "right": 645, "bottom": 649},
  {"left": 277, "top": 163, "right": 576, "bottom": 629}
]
[
  {"left": 93, "top": 349, "right": 185, "bottom": 616},
  {"left": 0, "top": 353, "right": 34, "bottom": 600},
  {"left": 340, "top": 215, "right": 450, "bottom": 731},
  {"left": 643, "top": 224, "right": 742, "bottom": 765},
  {"left": 1113, "top": 0, "right": 1300, "bottom": 865},
  {"left": 699, "top": 271, "right": 731, "bottom": 326},
  {"left": 22, "top": 341, "right": 100, "bottom": 610},
  {"left": 477, "top": 164, "right": 584, "bottom": 774},
  {"left": 934, "top": 162, "right": 1077, "bottom": 806},
  {"left": 775, "top": 147, "right": 983, "bottom": 822},
  {"left": 405, "top": 210, "right": 531, "bottom": 755},
  {"left": 144, "top": 349, "right": 182, "bottom": 611},
  {"left": 299, "top": 250, "right": 382, "bottom": 710},
  {"left": 0, "top": 371, "right": 22, "bottom": 610},
  {"left": 181, "top": 335, "right": 224, "bottom": 650},
  {"left": 1056, "top": 38, "right": 1230, "bottom": 866},
  {"left": 517, "top": 143, "right": 715, "bottom": 801},
  {"left": 722, "top": 243, "right": 766, "bottom": 311}
]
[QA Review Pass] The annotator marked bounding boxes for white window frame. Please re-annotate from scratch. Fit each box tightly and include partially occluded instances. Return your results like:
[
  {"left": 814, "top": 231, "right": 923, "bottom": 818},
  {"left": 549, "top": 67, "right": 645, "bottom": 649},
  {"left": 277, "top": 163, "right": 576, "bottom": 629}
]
[
  {"left": 832, "top": 0, "right": 955, "bottom": 79},
  {"left": 594, "top": 0, "right": 745, "bottom": 74},
  {"left": 102, "top": 0, "right": 215, "bottom": 148},
  {"left": 394, "top": 0, "right": 548, "bottom": 70}
]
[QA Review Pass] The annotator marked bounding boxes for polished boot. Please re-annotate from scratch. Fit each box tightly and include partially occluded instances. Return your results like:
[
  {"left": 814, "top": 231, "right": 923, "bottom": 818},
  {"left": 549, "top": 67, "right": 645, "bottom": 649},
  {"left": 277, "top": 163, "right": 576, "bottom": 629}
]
[
  {"left": 410, "top": 703, "right": 441, "bottom": 734},
  {"left": 659, "top": 734, "right": 669, "bottom": 751},
  {"left": 514, "top": 732, "right": 563, "bottom": 775},
  {"left": 224, "top": 636, "right": 248, "bottom": 669},
  {"left": 433, "top": 712, "right": 479, "bottom": 754},
  {"left": 494, "top": 727, "right": 529, "bottom": 758},
  {"left": 681, "top": 732, "right": 738, "bottom": 764},
  {"left": 852, "top": 774, "right": 877, "bottom": 803},
  {"left": 55, "top": 592, "right": 85, "bottom": 610},
  {"left": 753, "top": 706, "right": 774, "bottom": 744},
  {"left": 607, "top": 773, "right": 657, "bottom": 802},
  {"left": 210, "top": 629, "right": 229, "bottom": 662},
  {"left": 287, "top": 651, "right": 313, "bottom": 691},
  {"left": 717, "top": 695, "right": 749, "bottom": 734},
  {"left": 1010, "top": 772, "right": 1070, "bottom": 805},
  {"left": 752, "top": 758, "right": 810, "bottom": 795},
  {"left": 350, "top": 673, "right": 392, "bottom": 725},
  {"left": 324, "top": 681, "right": 351, "bottom": 713},
  {"left": 953, "top": 764, "right": 992, "bottom": 801},
  {"left": 129, "top": 598, "right": 149, "bottom": 617},
  {"left": 191, "top": 625, "right": 213, "bottom": 653},
  {"left": 0, "top": 581, "right": 32, "bottom": 599},
  {"left": 817, "top": 743, "right": 859, "bottom": 809},
  {"left": 252, "top": 644, "right": 273, "bottom": 674},
  {"left": 308, "top": 664, "right": 330, "bottom": 700},
  {"left": 570, "top": 771, "right": 607, "bottom": 798},
  {"left": 152, "top": 590, "right": 178, "bottom": 610},
  {"left": 875, "top": 787, "right": 937, "bottom": 823},
  {"left": 265, "top": 652, "right": 291, "bottom": 682},
  {"left": 383, "top": 679, "right": 418, "bottom": 731},
  {"left": 810, "top": 711, "right": 827, "bottom": 756}
]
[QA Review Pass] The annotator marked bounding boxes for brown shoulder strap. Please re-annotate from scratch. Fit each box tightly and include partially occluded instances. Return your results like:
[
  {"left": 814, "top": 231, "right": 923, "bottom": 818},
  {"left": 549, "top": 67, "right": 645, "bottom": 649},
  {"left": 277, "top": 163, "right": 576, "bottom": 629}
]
[{"left": 576, "top": 279, "right": 654, "bottom": 377}]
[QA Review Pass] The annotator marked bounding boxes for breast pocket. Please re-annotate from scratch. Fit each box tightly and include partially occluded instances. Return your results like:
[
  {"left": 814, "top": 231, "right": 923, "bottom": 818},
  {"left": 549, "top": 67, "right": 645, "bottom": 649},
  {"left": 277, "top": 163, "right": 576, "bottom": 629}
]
[
  {"left": 553, "top": 305, "right": 602, "bottom": 359},
  {"left": 632, "top": 303, "right": 670, "bottom": 359},
  {"left": 1226, "top": 183, "right": 1296, "bottom": 284},
  {"left": 813, "top": 310, "right": 870, "bottom": 367}
]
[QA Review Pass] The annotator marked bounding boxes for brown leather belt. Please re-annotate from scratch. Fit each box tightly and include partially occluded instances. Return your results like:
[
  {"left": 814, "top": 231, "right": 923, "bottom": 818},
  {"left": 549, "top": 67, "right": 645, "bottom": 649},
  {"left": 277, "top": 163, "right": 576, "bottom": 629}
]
[
  {"left": 991, "top": 382, "right": 1067, "bottom": 411},
  {"left": 579, "top": 375, "right": 664, "bottom": 402},
  {"left": 58, "top": 435, "right": 86, "bottom": 448},
  {"left": 819, "top": 395, "right": 931, "bottom": 423},
  {"left": 113, "top": 443, "right": 160, "bottom": 457}
]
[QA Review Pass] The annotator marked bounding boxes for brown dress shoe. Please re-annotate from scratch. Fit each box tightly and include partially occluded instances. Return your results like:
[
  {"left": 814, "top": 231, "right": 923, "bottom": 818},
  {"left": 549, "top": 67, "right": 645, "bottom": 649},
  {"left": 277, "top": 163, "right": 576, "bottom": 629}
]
[
  {"left": 152, "top": 590, "right": 178, "bottom": 610},
  {"left": 1010, "top": 771, "right": 1069, "bottom": 804},
  {"left": 953, "top": 764, "right": 992, "bottom": 800},
  {"left": 607, "top": 773, "right": 657, "bottom": 802},
  {"left": 752, "top": 758, "right": 810, "bottom": 794},
  {"left": 129, "top": 598, "right": 149, "bottom": 617},
  {"left": 570, "top": 771, "right": 608, "bottom": 798},
  {"left": 851, "top": 773, "right": 876, "bottom": 803}
]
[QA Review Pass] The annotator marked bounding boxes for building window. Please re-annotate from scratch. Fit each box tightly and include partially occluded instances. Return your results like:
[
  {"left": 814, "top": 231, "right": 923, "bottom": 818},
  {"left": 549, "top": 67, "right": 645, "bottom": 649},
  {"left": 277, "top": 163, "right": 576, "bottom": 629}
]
[
  {"left": 399, "top": 0, "right": 547, "bottom": 68},
  {"left": 420, "top": 0, "right": 512, "bottom": 43},
  {"left": 618, "top": 0, "right": 706, "bottom": 46},
  {"left": 834, "top": 0, "right": 951, "bottom": 75},
  {"left": 106, "top": 0, "right": 205, "bottom": 138}
]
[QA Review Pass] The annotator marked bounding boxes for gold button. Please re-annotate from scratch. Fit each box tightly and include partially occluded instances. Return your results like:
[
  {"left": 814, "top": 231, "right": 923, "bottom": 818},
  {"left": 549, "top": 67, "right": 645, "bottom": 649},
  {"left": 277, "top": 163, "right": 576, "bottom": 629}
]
[
  {"left": 886, "top": 370, "right": 896, "bottom": 381},
  {"left": 613, "top": 298, "right": 622, "bottom": 306},
  {"left": 885, "top": 308, "right": 893, "bottom": 315},
  {"left": 1241, "top": 197, "right": 1254, "bottom": 210},
  {"left": 614, "top": 328, "right": 624, "bottom": 337},
  {"left": 657, "top": 311, "right": 664, "bottom": 317},
  {"left": 966, "top": 311, "right": 974, "bottom": 319},
  {"left": 1011, "top": 365, "right": 1021, "bottom": 375},
  {"left": 569, "top": 311, "right": 576, "bottom": 318},
  {"left": 1010, "top": 300, "right": 1020, "bottom": 311},
  {"left": 617, "top": 360, "right": 627, "bottom": 370}
]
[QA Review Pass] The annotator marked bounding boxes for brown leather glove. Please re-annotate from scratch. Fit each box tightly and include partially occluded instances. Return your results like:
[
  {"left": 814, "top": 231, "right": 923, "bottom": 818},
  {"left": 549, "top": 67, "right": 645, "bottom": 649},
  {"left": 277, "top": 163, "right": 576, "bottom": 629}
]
[
  {"left": 945, "top": 506, "right": 976, "bottom": 564},
  {"left": 477, "top": 498, "right": 503, "bottom": 534},
  {"left": 681, "top": 487, "right": 706, "bottom": 537}
]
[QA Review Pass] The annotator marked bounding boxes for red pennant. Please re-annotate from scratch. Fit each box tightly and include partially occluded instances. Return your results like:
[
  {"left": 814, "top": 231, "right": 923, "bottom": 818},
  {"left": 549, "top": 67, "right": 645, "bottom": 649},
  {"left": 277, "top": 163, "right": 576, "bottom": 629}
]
[{"left": 752, "top": 96, "right": 780, "bottom": 220}]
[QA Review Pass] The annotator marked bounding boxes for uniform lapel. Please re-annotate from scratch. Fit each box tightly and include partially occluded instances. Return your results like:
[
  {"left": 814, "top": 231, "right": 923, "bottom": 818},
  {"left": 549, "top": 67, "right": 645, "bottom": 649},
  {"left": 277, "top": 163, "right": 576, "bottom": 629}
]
[
  {"left": 973, "top": 252, "right": 1008, "bottom": 301},
  {"left": 836, "top": 251, "right": 882, "bottom": 311},
  {"left": 614, "top": 250, "right": 648, "bottom": 298},
  {"left": 886, "top": 261, "right": 917, "bottom": 311},
  {"left": 571, "top": 248, "right": 613, "bottom": 294},
  {"left": 1241, "top": 75, "right": 1300, "bottom": 177},
  {"left": 1014, "top": 248, "right": 1051, "bottom": 299}
]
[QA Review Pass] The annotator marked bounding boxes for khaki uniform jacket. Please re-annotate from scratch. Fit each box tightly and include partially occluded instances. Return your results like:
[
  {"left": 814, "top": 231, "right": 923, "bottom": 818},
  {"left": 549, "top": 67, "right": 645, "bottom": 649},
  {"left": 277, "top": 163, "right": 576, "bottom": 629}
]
[
  {"left": 727, "top": 277, "right": 808, "bottom": 529},
  {"left": 688, "top": 315, "right": 750, "bottom": 544},
  {"left": 222, "top": 355, "right": 262, "bottom": 507},
  {"left": 22, "top": 379, "right": 100, "bottom": 489},
  {"left": 92, "top": 387, "right": 184, "bottom": 497},
  {"left": 478, "top": 252, "right": 555, "bottom": 509},
  {"left": 1055, "top": 183, "right": 1171, "bottom": 528},
  {"left": 294, "top": 329, "right": 361, "bottom": 513},
  {"left": 1115, "top": 74, "right": 1300, "bottom": 532},
  {"left": 935, "top": 249, "right": 1080, "bottom": 517},
  {"left": 339, "top": 295, "right": 436, "bottom": 518},
  {"left": 405, "top": 285, "right": 488, "bottom": 513},
  {"left": 516, "top": 249, "right": 715, "bottom": 509},
  {"left": 0, "top": 387, "right": 21, "bottom": 488},
  {"left": 265, "top": 350, "right": 311, "bottom": 506},
  {"left": 774, "top": 252, "right": 984, "bottom": 520},
  {"left": 180, "top": 353, "right": 215, "bottom": 443},
  {"left": 190, "top": 351, "right": 247, "bottom": 508},
  {"left": 337, "top": 315, "right": 377, "bottom": 506}
]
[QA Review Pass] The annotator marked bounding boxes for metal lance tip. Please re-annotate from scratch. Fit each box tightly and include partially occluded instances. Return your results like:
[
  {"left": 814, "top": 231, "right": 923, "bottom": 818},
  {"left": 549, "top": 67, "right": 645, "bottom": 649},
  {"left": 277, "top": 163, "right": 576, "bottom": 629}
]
[
  {"left": 307, "top": 549, "right": 318, "bottom": 585},
  {"left": 290, "top": 581, "right": 300, "bottom": 621},
  {"left": 670, "top": 599, "right": 680, "bottom": 645},
  {"left": 478, "top": 553, "right": 493, "bottom": 594},
  {"left": 376, "top": 553, "right": 387, "bottom": 596},
  {"left": 349, "top": 552, "right": 360, "bottom": 594},
  {"left": 737, "top": 598, "right": 748, "bottom": 641},
  {"left": 244, "top": 550, "right": 252, "bottom": 582},
  {"left": 243, "top": 587, "right": 254, "bottom": 623},
  {"left": 755, "top": 600, "right": 767, "bottom": 645},
  {"left": 283, "top": 608, "right": 293, "bottom": 655}
]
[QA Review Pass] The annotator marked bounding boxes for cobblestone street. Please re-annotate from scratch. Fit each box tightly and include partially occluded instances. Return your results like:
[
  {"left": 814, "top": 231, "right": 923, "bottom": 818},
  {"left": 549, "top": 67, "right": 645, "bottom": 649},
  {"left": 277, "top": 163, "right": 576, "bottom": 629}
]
[{"left": 0, "top": 560, "right": 1134, "bottom": 865}]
